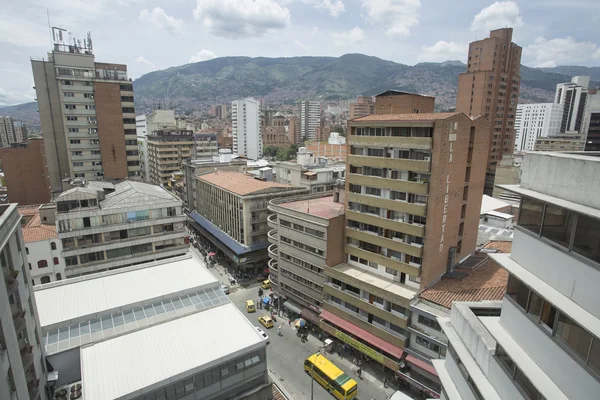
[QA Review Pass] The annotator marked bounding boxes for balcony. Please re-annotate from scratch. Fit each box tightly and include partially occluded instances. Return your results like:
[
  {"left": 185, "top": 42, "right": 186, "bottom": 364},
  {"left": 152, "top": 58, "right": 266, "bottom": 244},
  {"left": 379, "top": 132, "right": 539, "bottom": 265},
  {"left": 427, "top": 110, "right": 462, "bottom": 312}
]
[
  {"left": 347, "top": 174, "right": 429, "bottom": 195},
  {"left": 268, "top": 258, "right": 278, "bottom": 272},
  {"left": 267, "top": 214, "right": 278, "bottom": 229},
  {"left": 270, "top": 274, "right": 279, "bottom": 285},
  {"left": 348, "top": 155, "right": 430, "bottom": 173},
  {"left": 21, "top": 352, "right": 33, "bottom": 369},
  {"left": 13, "top": 314, "right": 26, "bottom": 332},
  {"left": 268, "top": 244, "right": 278, "bottom": 259},
  {"left": 11, "top": 304, "right": 26, "bottom": 319},
  {"left": 348, "top": 193, "right": 427, "bottom": 217},
  {"left": 267, "top": 228, "right": 278, "bottom": 245},
  {"left": 346, "top": 227, "right": 423, "bottom": 258},
  {"left": 5, "top": 276, "right": 19, "bottom": 293},
  {"left": 348, "top": 135, "right": 432, "bottom": 150}
]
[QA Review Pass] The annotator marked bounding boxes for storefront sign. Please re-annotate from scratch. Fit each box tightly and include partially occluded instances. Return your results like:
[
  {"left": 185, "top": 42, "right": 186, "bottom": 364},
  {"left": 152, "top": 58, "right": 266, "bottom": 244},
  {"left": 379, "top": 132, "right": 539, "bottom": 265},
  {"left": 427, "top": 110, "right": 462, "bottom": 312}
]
[{"left": 334, "top": 331, "right": 384, "bottom": 364}]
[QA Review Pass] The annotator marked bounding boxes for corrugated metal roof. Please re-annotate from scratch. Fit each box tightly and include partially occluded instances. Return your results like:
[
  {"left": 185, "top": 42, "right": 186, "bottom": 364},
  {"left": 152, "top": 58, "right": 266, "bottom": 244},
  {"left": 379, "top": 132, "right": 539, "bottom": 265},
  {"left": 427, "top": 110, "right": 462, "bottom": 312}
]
[
  {"left": 34, "top": 255, "right": 217, "bottom": 328},
  {"left": 101, "top": 181, "right": 179, "bottom": 209},
  {"left": 81, "top": 303, "right": 265, "bottom": 400}
]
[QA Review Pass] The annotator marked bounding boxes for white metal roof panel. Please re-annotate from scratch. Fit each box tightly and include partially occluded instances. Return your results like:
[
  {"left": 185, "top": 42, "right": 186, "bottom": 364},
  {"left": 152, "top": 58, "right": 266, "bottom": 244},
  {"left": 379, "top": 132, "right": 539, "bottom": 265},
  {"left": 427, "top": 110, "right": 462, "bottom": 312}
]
[
  {"left": 35, "top": 255, "right": 218, "bottom": 329},
  {"left": 80, "top": 303, "right": 265, "bottom": 400}
]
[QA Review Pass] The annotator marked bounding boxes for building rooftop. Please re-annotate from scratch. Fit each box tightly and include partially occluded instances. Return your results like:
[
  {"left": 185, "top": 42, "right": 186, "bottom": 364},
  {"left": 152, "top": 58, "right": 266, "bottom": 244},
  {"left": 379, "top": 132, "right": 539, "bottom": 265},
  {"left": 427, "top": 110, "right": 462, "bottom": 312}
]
[
  {"left": 21, "top": 214, "right": 57, "bottom": 242},
  {"left": 80, "top": 303, "right": 264, "bottom": 400},
  {"left": 101, "top": 180, "right": 179, "bottom": 209},
  {"left": 34, "top": 254, "right": 217, "bottom": 329},
  {"left": 480, "top": 194, "right": 511, "bottom": 214},
  {"left": 482, "top": 240, "right": 513, "bottom": 253},
  {"left": 353, "top": 112, "right": 460, "bottom": 122},
  {"left": 197, "top": 172, "right": 297, "bottom": 196},
  {"left": 279, "top": 196, "right": 344, "bottom": 219},
  {"left": 375, "top": 89, "right": 436, "bottom": 99},
  {"left": 332, "top": 263, "right": 418, "bottom": 300},
  {"left": 419, "top": 256, "right": 508, "bottom": 309}
]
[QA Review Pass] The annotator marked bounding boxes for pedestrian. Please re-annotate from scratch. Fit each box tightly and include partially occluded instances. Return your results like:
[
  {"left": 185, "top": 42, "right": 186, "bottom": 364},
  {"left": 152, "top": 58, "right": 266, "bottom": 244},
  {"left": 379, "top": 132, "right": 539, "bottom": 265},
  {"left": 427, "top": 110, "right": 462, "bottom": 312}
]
[
  {"left": 288, "top": 319, "right": 292, "bottom": 326},
  {"left": 357, "top": 368, "right": 362, "bottom": 378},
  {"left": 383, "top": 377, "right": 388, "bottom": 388},
  {"left": 353, "top": 357, "right": 357, "bottom": 365}
]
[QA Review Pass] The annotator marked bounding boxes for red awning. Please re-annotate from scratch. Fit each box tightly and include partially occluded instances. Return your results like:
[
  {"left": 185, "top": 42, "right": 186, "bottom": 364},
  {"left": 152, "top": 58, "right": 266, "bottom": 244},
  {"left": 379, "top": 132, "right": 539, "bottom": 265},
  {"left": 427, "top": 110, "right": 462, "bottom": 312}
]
[
  {"left": 320, "top": 309, "right": 404, "bottom": 359},
  {"left": 406, "top": 355, "right": 438, "bottom": 376},
  {"left": 301, "top": 308, "right": 321, "bottom": 325}
]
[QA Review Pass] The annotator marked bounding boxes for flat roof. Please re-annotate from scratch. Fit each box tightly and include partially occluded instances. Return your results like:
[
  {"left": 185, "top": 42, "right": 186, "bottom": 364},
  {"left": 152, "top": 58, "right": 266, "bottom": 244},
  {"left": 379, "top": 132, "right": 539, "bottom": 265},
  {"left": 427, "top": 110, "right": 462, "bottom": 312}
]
[
  {"left": 35, "top": 254, "right": 217, "bottom": 329},
  {"left": 197, "top": 171, "right": 297, "bottom": 195},
  {"left": 279, "top": 196, "right": 344, "bottom": 219},
  {"left": 331, "top": 263, "right": 418, "bottom": 300},
  {"left": 480, "top": 194, "right": 511, "bottom": 214},
  {"left": 482, "top": 210, "right": 513, "bottom": 219},
  {"left": 80, "top": 303, "right": 264, "bottom": 400},
  {"left": 353, "top": 112, "right": 460, "bottom": 122}
]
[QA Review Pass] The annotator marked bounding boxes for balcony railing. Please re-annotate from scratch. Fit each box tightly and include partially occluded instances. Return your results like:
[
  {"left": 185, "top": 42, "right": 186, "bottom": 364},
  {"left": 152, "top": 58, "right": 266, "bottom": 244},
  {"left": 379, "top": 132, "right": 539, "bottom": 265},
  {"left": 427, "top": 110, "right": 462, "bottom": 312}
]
[
  {"left": 267, "top": 228, "right": 278, "bottom": 245},
  {"left": 268, "top": 258, "right": 278, "bottom": 272},
  {"left": 5, "top": 277, "right": 18, "bottom": 293},
  {"left": 267, "top": 214, "right": 278, "bottom": 229},
  {"left": 268, "top": 244, "right": 278, "bottom": 259}
]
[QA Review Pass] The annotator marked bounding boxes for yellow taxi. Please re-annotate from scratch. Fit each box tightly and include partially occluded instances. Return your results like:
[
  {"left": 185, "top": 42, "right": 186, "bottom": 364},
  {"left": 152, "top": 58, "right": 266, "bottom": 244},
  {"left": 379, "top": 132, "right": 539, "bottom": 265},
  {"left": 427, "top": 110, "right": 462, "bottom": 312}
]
[
  {"left": 261, "top": 280, "right": 271, "bottom": 290},
  {"left": 258, "top": 315, "right": 274, "bottom": 329},
  {"left": 246, "top": 300, "right": 256, "bottom": 313}
]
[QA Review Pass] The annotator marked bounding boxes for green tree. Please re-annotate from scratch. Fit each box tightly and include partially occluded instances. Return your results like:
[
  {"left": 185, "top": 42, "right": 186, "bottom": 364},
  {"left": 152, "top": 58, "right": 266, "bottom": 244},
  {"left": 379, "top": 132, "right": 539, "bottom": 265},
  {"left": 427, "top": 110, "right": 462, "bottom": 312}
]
[{"left": 263, "top": 146, "right": 278, "bottom": 157}]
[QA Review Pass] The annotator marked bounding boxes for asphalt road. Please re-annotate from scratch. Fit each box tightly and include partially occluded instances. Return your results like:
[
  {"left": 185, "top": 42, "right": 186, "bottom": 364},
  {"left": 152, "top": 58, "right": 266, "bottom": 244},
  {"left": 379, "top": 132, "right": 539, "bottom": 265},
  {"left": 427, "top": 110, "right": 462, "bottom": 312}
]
[{"left": 188, "top": 246, "right": 394, "bottom": 400}]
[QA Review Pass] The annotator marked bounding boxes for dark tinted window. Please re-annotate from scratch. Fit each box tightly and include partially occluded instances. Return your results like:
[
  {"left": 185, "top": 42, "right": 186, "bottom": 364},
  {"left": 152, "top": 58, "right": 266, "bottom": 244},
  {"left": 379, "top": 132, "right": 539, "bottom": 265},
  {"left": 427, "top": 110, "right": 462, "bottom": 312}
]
[
  {"left": 572, "top": 214, "right": 600, "bottom": 264},
  {"left": 507, "top": 275, "right": 529, "bottom": 310},
  {"left": 541, "top": 204, "right": 574, "bottom": 248},
  {"left": 519, "top": 197, "right": 544, "bottom": 234},
  {"left": 556, "top": 313, "right": 592, "bottom": 361}
]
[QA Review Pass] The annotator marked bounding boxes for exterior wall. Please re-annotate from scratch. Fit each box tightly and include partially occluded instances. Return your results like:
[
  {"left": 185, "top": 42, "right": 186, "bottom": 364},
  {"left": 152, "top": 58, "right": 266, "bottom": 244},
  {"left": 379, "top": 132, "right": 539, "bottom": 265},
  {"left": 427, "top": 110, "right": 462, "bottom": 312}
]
[
  {"left": 147, "top": 132, "right": 194, "bottom": 185},
  {"left": 514, "top": 103, "right": 562, "bottom": 151},
  {"left": 288, "top": 116, "right": 299, "bottom": 145},
  {"left": 349, "top": 102, "right": 373, "bottom": 120},
  {"left": 0, "top": 139, "right": 52, "bottom": 206},
  {"left": 374, "top": 94, "right": 435, "bottom": 115},
  {"left": 183, "top": 161, "right": 246, "bottom": 208},
  {"left": 26, "top": 238, "right": 65, "bottom": 285},
  {"left": 232, "top": 98, "right": 262, "bottom": 160},
  {"left": 262, "top": 126, "right": 289, "bottom": 149},
  {"left": 583, "top": 91, "right": 600, "bottom": 151},
  {"left": 94, "top": 81, "right": 128, "bottom": 179},
  {"left": 0, "top": 204, "right": 47, "bottom": 400},
  {"left": 533, "top": 137, "right": 585, "bottom": 151},
  {"left": 300, "top": 101, "right": 320, "bottom": 141},
  {"left": 326, "top": 214, "right": 345, "bottom": 267}
]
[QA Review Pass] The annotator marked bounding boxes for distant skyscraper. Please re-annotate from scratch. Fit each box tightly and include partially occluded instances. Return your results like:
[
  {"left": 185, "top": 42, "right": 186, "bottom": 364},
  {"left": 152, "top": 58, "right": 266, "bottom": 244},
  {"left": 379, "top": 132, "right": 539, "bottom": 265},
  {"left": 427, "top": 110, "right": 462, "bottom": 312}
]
[
  {"left": 514, "top": 103, "right": 562, "bottom": 151},
  {"left": 555, "top": 76, "right": 590, "bottom": 133},
  {"left": 31, "top": 29, "right": 141, "bottom": 195},
  {"left": 299, "top": 101, "right": 320, "bottom": 141},
  {"left": 456, "top": 28, "right": 522, "bottom": 196},
  {"left": 232, "top": 98, "right": 262, "bottom": 160},
  {"left": 583, "top": 89, "right": 600, "bottom": 151},
  {"left": 0, "top": 117, "right": 27, "bottom": 148}
]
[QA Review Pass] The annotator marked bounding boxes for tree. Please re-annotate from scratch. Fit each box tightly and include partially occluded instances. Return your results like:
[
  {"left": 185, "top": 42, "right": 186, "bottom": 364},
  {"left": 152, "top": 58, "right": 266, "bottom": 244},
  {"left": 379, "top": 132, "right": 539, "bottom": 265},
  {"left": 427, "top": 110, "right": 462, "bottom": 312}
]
[{"left": 263, "top": 146, "right": 278, "bottom": 158}]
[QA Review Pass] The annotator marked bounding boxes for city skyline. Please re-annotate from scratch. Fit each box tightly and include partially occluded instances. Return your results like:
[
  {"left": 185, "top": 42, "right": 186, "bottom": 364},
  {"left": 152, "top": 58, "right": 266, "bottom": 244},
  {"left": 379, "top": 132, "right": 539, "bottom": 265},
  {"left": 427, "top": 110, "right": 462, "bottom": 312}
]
[{"left": 1, "top": 0, "right": 600, "bottom": 106}]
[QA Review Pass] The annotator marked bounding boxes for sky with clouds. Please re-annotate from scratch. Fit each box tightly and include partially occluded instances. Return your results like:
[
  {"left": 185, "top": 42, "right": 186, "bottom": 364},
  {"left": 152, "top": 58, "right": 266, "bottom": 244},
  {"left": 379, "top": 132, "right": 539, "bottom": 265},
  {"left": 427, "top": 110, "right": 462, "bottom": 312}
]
[{"left": 1, "top": 0, "right": 599, "bottom": 106}]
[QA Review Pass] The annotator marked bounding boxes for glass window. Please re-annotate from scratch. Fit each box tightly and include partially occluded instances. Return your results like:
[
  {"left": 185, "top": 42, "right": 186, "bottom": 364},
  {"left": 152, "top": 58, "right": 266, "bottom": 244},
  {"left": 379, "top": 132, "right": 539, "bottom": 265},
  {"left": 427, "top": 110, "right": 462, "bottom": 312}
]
[
  {"left": 507, "top": 275, "right": 529, "bottom": 310},
  {"left": 514, "top": 367, "right": 540, "bottom": 400},
  {"left": 588, "top": 339, "right": 600, "bottom": 376},
  {"left": 555, "top": 313, "right": 592, "bottom": 361},
  {"left": 519, "top": 197, "right": 544, "bottom": 235},
  {"left": 572, "top": 214, "right": 600, "bottom": 264},
  {"left": 541, "top": 204, "right": 574, "bottom": 248},
  {"left": 526, "top": 291, "right": 543, "bottom": 320},
  {"left": 496, "top": 344, "right": 516, "bottom": 375},
  {"left": 539, "top": 301, "right": 557, "bottom": 332}
]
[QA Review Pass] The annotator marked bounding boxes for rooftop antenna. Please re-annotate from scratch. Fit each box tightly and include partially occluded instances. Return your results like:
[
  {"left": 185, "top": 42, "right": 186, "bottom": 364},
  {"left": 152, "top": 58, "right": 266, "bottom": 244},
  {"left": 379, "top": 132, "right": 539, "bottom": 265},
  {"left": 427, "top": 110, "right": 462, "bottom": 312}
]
[{"left": 47, "top": 9, "right": 52, "bottom": 49}]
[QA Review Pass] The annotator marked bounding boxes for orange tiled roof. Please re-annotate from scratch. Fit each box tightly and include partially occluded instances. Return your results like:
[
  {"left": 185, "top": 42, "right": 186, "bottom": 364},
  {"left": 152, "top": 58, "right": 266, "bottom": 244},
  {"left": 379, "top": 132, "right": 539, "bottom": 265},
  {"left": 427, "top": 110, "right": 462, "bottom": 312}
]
[
  {"left": 197, "top": 172, "right": 297, "bottom": 196},
  {"left": 419, "top": 257, "right": 508, "bottom": 309},
  {"left": 353, "top": 112, "right": 461, "bottom": 122},
  {"left": 18, "top": 205, "right": 41, "bottom": 216},
  {"left": 483, "top": 240, "right": 513, "bottom": 253},
  {"left": 21, "top": 214, "right": 57, "bottom": 243}
]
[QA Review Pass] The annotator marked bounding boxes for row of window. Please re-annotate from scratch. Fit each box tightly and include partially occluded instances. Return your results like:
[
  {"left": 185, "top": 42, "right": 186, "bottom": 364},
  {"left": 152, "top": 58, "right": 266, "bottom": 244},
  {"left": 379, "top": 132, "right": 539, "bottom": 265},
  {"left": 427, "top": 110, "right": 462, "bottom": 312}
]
[
  {"left": 507, "top": 274, "right": 600, "bottom": 377},
  {"left": 447, "top": 344, "right": 484, "bottom": 400},
  {"left": 280, "top": 267, "right": 323, "bottom": 293},
  {"left": 279, "top": 252, "right": 323, "bottom": 275},
  {"left": 279, "top": 219, "right": 325, "bottom": 239},
  {"left": 281, "top": 282, "right": 320, "bottom": 306},
  {"left": 518, "top": 196, "right": 600, "bottom": 264},
  {"left": 353, "top": 127, "right": 433, "bottom": 138},
  {"left": 329, "top": 295, "right": 406, "bottom": 337},
  {"left": 328, "top": 278, "right": 407, "bottom": 316},
  {"left": 495, "top": 345, "right": 547, "bottom": 400},
  {"left": 280, "top": 236, "right": 324, "bottom": 257}
]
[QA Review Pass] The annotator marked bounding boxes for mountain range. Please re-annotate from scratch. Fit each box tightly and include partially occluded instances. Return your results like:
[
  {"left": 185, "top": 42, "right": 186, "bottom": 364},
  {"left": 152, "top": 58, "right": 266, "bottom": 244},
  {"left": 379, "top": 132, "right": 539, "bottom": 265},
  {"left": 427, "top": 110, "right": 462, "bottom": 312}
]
[{"left": 2, "top": 54, "right": 599, "bottom": 127}]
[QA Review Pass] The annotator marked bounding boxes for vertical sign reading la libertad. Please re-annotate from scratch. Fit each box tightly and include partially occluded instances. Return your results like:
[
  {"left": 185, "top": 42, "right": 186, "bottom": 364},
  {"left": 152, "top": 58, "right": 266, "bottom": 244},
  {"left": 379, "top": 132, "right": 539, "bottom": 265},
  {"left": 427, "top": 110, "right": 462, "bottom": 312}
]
[{"left": 440, "top": 127, "right": 457, "bottom": 253}]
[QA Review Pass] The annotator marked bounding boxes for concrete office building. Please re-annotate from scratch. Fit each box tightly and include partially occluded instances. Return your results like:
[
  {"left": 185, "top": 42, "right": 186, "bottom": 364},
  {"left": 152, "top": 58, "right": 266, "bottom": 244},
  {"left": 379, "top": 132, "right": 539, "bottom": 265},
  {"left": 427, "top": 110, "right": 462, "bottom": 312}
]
[
  {"left": 193, "top": 133, "right": 219, "bottom": 158},
  {"left": 435, "top": 151, "right": 600, "bottom": 400},
  {"left": 0, "top": 139, "right": 52, "bottom": 206},
  {"left": 136, "top": 110, "right": 178, "bottom": 182},
  {"left": 350, "top": 96, "right": 374, "bottom": 120},
  {"left": 276, "top": 148, "right": 346, "bottom": 194},
  {"left": 534, "top": 135, "right": 585, "bottom": 152},
  {"left": 0, "top": 204, "right": 47, "bottom": 400},
  {"left": 456, "top": 28, "right": 522, "bottom": 196},
  {"left": 319, "top": 110, "right": 490, "bottom": 374},
  {"left": 555, "top": 75, "right": 590, "bottom": 133},
  {"left": 55, "top": 180, "right": 187, "bottom": 277},
  {"left": 300, "top": 101, "right": 321, "bottom": 141},
  {"left": 514, "top": 103, "right": 562, "bottom": 151},
  {"left": 19, "top": 204, "right": 65, "bottom": 286},
  {"left": 0, "top": 117, "right": 27, "bottom": 148},
  {"left": 182, "top": 151, "right": 247, "bottom": 208},
  {"left": 583, "top": 89, "right": 600, "bottom": 151},
  {"left": 34, "top": 254, "right": 271, "bottom": 400},
  {"left": 232, "top": 98, "right": 262, "bottom": 160},
  {"left": 189, "top": 172, "right": 307, "bottom": 276},
  {"left": 267, "top": 194, "right": 345, "bottom": 317},
  {"left": 146, "top": 129, "right": 194, "bottom": 185},
  {"left": 31, "top": 31, "right": 141, "bottom": 194}
]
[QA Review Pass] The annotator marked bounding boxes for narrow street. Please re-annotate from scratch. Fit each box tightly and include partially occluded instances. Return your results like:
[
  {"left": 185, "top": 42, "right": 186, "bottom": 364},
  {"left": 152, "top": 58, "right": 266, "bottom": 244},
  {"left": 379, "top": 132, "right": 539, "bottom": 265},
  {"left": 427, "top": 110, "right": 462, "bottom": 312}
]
[{"left": 188, "top": 245, "right": 394, "bottom": 400}]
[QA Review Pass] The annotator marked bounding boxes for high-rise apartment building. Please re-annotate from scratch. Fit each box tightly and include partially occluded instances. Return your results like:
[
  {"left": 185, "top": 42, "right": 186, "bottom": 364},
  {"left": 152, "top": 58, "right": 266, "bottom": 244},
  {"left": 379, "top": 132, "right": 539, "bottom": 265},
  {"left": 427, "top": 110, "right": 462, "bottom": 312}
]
[
  {"left": 146, "top": 129, "right": 194, "bottom": 185},
  {"left": 0, "top": 117, "right": 27, "bottom": 148},
  {"left": 288, "top": 116, "right": 299, "bottom": 144},
  {"left": 55, "top": 180, "right": 187, "bottom": 277},
  {"left": 0, "top": 139, "right": 52, "bottom": 205},
  {"left": 300, "top": 101, "right": 321, "bottom": 141},
  {"left": 31, "top": 30, "right": 141, "bottom": 194},
  {"left": 555, "top": 76, "right": 590, "bottom": 133},
  {"left": 349, "top": 96, "right": 374, "bottom": 120},
  {"left": 319, "top": 107, "right": 490, "bottom": 374},
  {"left": 514, "top": 103, "right": 562, "bottom": 151},
  {"left": 435, "top": 151, "right": 600, "bottom": 400},
  {"left": 232, "top": 98, "right": 262, "bottom": 160},
  {"left": 1, "top": 203, "right": 47, "bottom": 400},
  {"left": 456, "top": 28, "right": 522, "bottom": 196},
  {"left": 583, "top": 89, "right": 600, "bottom": 151}
]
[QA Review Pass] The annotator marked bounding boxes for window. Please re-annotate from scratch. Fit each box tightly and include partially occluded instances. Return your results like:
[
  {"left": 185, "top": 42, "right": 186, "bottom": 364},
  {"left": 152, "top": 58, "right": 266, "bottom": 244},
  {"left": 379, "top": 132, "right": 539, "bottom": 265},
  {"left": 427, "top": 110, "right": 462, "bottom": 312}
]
[
  {"left": 26, "top": 247, "right": 29, "bottom": 255},
  {"left": 572, "top": 214, "right": 600, "bottom": 264},
  {"left": 519, "top": 197, "right": 544, "bottom": 234},
  {"left": 372, "top": 315, "right": 386, "bottom": 326},
  {"left": 40, "top": 276, "right": 51, "bottom": 284},
  {"left": 53, "top": 257, "right": 59, "bottom": 265},
  {"left": 344, "top": 302, "right": 359, "bottom": 313},
  {"left": 390, "top": 323, "right": 405, "bottom": 336},
  {"left": 38, "top": 260, "right": 48, "bottom": 269},
  {"left": 418, "top": 314, "right": 441, "bottom": 331},
  {"left": 507, "top": 274, "right": 529, "bottom": 310},
  {"left": 496, "top": 345, "right": 516, "bottom": 375},
  {"left": 56, "top": 273, "right": 62, "bottom": 280},
  {"left": 541, "top": 204, "right": 574, "bottom": 248},
  {"left": 526, "top": 291, "right": 543, "bottom": 320},
  {"left": 555, "top": 313, "right": 593, "bottom": 361}
]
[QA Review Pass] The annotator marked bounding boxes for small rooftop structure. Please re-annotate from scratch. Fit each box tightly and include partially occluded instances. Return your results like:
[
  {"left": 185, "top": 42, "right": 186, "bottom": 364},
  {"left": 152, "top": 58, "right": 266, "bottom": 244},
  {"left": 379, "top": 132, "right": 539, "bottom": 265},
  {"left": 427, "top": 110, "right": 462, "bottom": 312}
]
[
  {"left": 278, "top": 196, "right": 344, "bottom": 219},
  {"left": 197, "top": 172, "right": 296, "bottom": 196}
]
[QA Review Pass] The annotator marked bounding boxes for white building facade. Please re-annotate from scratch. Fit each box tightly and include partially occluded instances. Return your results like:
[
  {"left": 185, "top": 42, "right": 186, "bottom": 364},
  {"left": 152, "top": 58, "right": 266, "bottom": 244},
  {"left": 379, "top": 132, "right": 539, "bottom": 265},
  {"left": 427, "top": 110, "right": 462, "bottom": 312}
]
[
  {"left": 555, "top": 76, "right": 590, "bottom": 133},
  {"left": 300, "top": 101, "right": 321, "bottom": 141},
  {"left": 232, "top": 98, "right": 262, "bottom": 160},
  {"left": 514, "top": 103, "right": 562, "bottom": 151},
  {"left": 434, "top": 152, "right": 600, "bottom": 400}
]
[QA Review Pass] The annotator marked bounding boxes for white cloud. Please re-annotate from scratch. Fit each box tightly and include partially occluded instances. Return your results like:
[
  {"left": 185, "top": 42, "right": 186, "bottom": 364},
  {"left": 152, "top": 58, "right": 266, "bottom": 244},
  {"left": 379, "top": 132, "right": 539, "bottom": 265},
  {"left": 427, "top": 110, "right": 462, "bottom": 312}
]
[
  {"left": 0, "top": 87, "right": 35, "bottom": 107},
  {"left": 418, "top": 40, "right": 467, "bottom": 62},
  {"left": 0, "top": 15, "right": 50, "bottom": 47},
  {"left": 311, "top": 26, "right": 319, "bottom": 36},
  {"left": 470, "top": 1, "right": 523, "bottom": 32},
  {"left": 525, "top": 36, "right": 600, "bottom": 67},
  {"left": 139, "top": 8, "right": 185, "bottom": 36},
  {"left": 189, "top": 49, "right": 218, "bottom": 63},
  {"left": 311, "top": 0, "right": 345, "bottom": 17},
  {"left": 333, "top": 27, "right": 365, "bottom": 47},
  {"left": 361, "top": 0, "right": 420, "bottom": 38},
  {"left": 116, "top": 0, "right": 144, "bottom": 5},
  {"left": 294, "top": 40, "right": 311, "bottom": 50},
  {"left": 193, "top": 0, "right": 291, "bottom": 39},
  {"left": 136, "top": 56, "right": 156, "bottom": 70}
]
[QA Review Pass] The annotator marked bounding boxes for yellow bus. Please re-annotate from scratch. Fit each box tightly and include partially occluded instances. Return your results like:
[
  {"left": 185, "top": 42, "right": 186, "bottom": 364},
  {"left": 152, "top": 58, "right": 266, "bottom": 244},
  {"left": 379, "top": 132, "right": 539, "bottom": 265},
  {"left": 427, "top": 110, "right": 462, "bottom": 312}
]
[{"left": 304, "top": 353, "right": 358, "bottom": 400}]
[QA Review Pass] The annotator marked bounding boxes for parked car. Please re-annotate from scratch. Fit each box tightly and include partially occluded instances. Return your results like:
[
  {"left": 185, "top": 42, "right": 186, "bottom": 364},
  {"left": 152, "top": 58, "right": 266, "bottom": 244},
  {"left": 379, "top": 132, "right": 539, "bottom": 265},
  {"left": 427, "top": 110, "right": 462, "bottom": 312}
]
[
  {"left": 246, "top": 300, "right": 256, "bottom": 313},
  {"left": 261, "top": 280, "right": 271, "bottom": 290},
  {"left": 254, "top": 327, "right": 269, "bottom": 344},
  {"left": 220, "top": 284, "right": 230, "bottom": 295}
]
